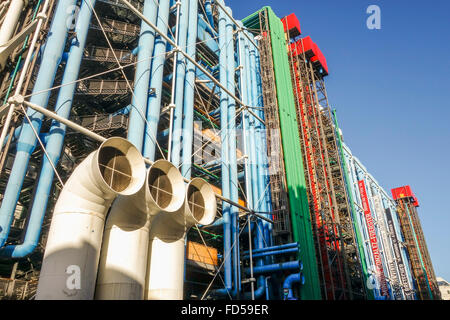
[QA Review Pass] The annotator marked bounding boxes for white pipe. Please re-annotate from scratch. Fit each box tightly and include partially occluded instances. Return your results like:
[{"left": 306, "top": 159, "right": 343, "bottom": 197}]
[
  {"left": 0, "top": 1, "right": 12, "bottom": 23},
  {"left": 167, "top": 0, "right": 181, "bottom": 162},
  {"left": 95, "top": 160, "right": 186, "bottom": 300},
  {"left": 0, "top": 0, "right": 26, "bottom": 45},
  {"left": 145, "top": 178, "right": 216, "bottom": 300},
  {"left": 119, "top": 0, "right": 266, "bottom": 126},
  {"left": 0, "top": 0, "right": 49, "bottom": 155},
  {"left": 36, "top": 137, "right": 146, "bottom": 300},
  {"left": 21, "top": 99, "right": 258, "bottom": 216}
]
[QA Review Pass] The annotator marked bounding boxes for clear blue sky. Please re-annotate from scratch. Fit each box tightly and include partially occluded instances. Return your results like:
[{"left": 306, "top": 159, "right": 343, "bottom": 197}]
[{"left": 227, "top": 0, "right": 450, "bottom": 281}]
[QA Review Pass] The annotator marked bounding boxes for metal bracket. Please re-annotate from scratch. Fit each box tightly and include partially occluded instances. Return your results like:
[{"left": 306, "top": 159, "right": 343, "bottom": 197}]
[{"left": 0, "top": 15, "right": 45, "bottom": 69}]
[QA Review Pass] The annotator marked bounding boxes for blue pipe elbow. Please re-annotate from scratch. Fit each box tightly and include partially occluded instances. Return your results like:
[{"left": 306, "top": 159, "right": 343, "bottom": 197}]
[
  {"left": 283, "top": 272, "right": 304, "bottom": 300},
  {"left": 204, "top": 0, "right": 214, "bottom": 29},
  {"left": 242, "top": 247, "right": 299, "bottom": 260},
  {"left": 245, "top": 260, "right": 302, "bottom": 276},
  {"left": 243, "top": 275, "right": 266, "bottom": 300}
]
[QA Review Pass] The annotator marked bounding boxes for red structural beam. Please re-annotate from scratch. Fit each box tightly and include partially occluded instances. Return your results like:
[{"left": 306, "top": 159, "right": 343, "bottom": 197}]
[{"left": 288, "top": 42, "right": 346, "bottom": 299}]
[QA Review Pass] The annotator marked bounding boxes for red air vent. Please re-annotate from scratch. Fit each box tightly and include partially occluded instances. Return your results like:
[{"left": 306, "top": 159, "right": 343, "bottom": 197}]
[
  {"left": 391, "top": 186, "right": 419, "bottom": 207},
  {"left": 282, "top": 13, "right": 301, "bottom": 38},
  {"left": 311, "top": 42, "right": 329, "bottom": 76},
  {"left": 296, "top": 36, "right": 315, "bottom": 58}
]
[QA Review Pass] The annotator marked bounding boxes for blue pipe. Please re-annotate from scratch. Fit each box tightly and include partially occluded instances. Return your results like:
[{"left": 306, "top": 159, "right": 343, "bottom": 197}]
[
  {"left": 224, "top": 7, "right": 240, "bottom": 298},
  {"left": 243, "top": 242, "right": 300, "bottom": 255},
  {"left": 242, "top": 247, "right": 299, "bottom": 260},
  {"left": 0, "top": 0, "right": 95, "bottom": 258},
  {"left": 170, "top": 0, "right": 189, "bottom": 167},
  {"left": 245, "top": 260, "right": 303, "bottom": 276},
  {"left": 131, "top": 46, "right": 140, "bottom": 56},
  {"left": 242, "top": 30, "right": 266, "bottom": 300},
  {"left": 265, "top": 277, "right": 271, "bottom": 300},
  {"left": 236, "top": 21, "right": 253, "bottom": 222},
  {"left": 3, "top": 126, "right": 51, "bottom": 152},
  {"left": 283, "top": 273, "right": 305, "bottom": 300},
  {"left": 204, "top": 0, "right": 214, "bottom": 29},
  {"left": 217, "top": 0, "right": 232, "bottom": 293},
  {"left": 0, "top": 0, "right": 76, "bottom": 247},
  {"left": 243, "top": 275, "right": 266, "bottom": 299},
  {"left": 247, "top": 31, "right": 271, "bottom": 266},
  {"left": 252, "top": 40, "right": 273, "bottom": 247},
  {"left": 180, "top": 0, "right": 199, "bottom": 179},
  {"left": 179, "top": 0, "right": 198, "bottom": 288},
  {"left": 244, "top": 36, "right": 259, "bottom": 226},
  {"left": 2, "top": 126, "right": 22, "bottom": 148},
  {"left": 198, "top": 13, "right": 217, "bottom": 39},
  {"left": 209, "top": 107, "right": 220, "bottom": 117},
  {"left": 142, "top": 0, "right": 171, "bottom": 160},
  {"left": 112, "top": 104, "right": 131, "bottom": 116},
  {"left": 127, "top": 0, "right": 158, "bottom": 152},
  {"left": 248, "top": 34, "right": 271, "bottom": 253}
]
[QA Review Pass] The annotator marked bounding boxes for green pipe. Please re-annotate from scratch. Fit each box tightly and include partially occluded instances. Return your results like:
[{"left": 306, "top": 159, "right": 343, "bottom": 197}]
[
  {"left": 197, "top": 51, "right": 214, "bottom": 68},
  {"left": 332, "top": 109, "right": 374, "bottom": 300},
  {"left": 193, "top": 162, "right": 220, "bottom": 180},
  {"left": 244, "top": 7, "right": 322, "bottom": 300},
  {"left": 192, "top": 226, "right": 222, "bottom": 239},
  {"left": 194, "top": 109, "right": 219, "bottom": 129}
]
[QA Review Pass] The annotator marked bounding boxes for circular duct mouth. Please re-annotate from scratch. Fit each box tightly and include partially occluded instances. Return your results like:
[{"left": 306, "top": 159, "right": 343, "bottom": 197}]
[
  {"left": 147, "top": 160, "right": 185, "bottom": 212},
  {"left": 97, "top": 137, "right": 146, "bottom": 195},
  {"left": 186, "top": 178, "right": 216, "bottom": 225},
  {"left": 148, "top": 168, "right": 173, "bottom": 209},
  {"left": 187, "top": 185, "right": 205, "bottom": 221},
  {"left": 99, "top": 146, "right": 132, "bottom": 192}
]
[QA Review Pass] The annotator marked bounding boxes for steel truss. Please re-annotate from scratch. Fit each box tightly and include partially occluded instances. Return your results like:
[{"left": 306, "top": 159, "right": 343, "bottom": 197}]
[{"left": 286, "top": 30, "right": 365, "bottom": 300}]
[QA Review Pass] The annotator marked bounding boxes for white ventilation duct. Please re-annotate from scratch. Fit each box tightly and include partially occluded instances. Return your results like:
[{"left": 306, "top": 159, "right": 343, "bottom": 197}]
[
  {"left": 36, "top": 137, "right": 146, "bottom": 300},
  {"left": 145, "top": 177, "right": 216, "bottom": 300},
  {"left": 0, "top": 0, "right": 26, "bottom": 46},
  {"left": 95, "top": 160, "right": 185, "bottom": 300}
]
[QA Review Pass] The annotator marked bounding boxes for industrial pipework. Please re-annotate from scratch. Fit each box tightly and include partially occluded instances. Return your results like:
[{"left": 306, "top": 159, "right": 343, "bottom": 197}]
[
  {"left": 0, "top": 0, "right": 429, "bottom": 302},
  {"left": 146, "top": 177, "right": 216, "bottom": 300},
  {"left": 36, "top": 137, "right": 146, "bottom": 300},
  {"left": 95, "top": 159, "right": 186, "bottom": 300}
]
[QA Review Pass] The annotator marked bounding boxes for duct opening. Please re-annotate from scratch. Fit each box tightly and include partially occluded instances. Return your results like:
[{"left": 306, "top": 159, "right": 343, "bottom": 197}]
[
  {"left": 98, "top": 146, "right": 132, "bottom": 192},
  {"left": 187, "top": 185, "right": 205, "bottom": 221},
  {"left": 148, "top": 167, "right": 173, "bottom": 209}
]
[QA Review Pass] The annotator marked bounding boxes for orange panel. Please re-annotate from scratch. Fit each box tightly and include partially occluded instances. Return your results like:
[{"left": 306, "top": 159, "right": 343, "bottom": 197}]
[{"left": 186, "top": 241, "right": 218, "bottom": 266}]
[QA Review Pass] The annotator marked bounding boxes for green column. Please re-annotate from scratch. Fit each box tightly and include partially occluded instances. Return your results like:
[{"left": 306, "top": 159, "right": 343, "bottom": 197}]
[{"left": 244, "top": 7, "right": 322, "bottom": 300}]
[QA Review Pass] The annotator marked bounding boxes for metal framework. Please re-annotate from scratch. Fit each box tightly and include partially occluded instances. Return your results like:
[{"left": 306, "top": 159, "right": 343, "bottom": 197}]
[
  {"left": 0, "top": 0, "right": 277, "bottom": 300},
  {"left": 257, "top": 10, "right": 291, "bottom": 243},
  {"left": 285, "top": 25, "right": 365, "bottom": 299},
  {"left": 0, "top": 0, "right": 437, "bottom": 301},
  {"left": 395, "top": 197, "right": 440, "bottom": 300}
]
